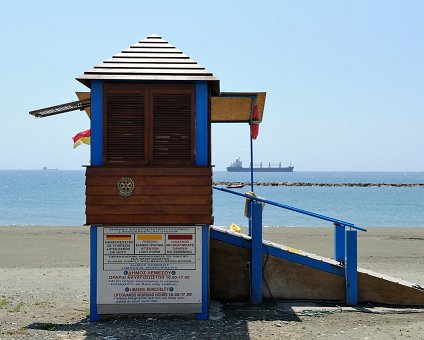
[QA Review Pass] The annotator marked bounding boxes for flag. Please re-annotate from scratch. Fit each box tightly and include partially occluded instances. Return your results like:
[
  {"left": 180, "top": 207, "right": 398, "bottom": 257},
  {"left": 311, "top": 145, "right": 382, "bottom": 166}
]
[
  {"left": 250, "top": 105, "right": 260, "bottom": 140},
  {"left": 72, "top": 129, "right": 91, "bottom": 148}
]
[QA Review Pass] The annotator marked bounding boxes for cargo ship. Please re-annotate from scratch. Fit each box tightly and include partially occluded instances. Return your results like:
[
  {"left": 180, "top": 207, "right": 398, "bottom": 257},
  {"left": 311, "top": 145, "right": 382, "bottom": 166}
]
[{"left": 226, "top": 158, "right": 294, "bottom": 172}]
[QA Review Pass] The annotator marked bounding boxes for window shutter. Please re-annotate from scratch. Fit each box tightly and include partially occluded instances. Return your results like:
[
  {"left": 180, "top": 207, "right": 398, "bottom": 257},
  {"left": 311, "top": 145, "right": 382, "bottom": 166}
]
[
  {"left": 106, "top": 94, "right": 145, "bottom": 163},
  {"left": 152, "top": 93, "right": 192, "bottom": 163}
]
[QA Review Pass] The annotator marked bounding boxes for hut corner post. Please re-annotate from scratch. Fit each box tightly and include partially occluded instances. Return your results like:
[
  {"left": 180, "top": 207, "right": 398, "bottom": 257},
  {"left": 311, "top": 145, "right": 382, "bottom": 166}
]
[
  {"left": 89, "top": 80, "right": 103, "bottom": 322},
  {"left": 195, "top": 81, "right": 210, "bottom": 320},
  {"left": 90, "top": 80, "right": 103, "bottom": 167},
  {"left": 195, "top": 225, "right": 210, "bottom": 320},
  {"left": 90, "top": 226, "right": 101, "bottom": 321}
]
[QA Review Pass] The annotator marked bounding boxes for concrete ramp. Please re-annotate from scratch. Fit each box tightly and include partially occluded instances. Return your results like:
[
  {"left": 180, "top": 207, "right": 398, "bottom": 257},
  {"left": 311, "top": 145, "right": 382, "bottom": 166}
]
[{"left": 210, "top": 226, "right": 424, "bottom": 305}]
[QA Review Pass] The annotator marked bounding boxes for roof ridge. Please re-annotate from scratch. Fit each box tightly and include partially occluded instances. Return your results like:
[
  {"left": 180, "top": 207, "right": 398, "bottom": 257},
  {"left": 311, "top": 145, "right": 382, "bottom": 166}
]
[{"left": 146, "top": 33, "right": 162, "bottom": 39}]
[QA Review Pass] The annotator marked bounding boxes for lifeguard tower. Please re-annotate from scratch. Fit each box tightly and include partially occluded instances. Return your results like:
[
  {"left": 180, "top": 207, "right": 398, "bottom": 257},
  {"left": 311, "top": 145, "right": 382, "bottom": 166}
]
[
  {"left": 30, "top": 34, "right": 424, "bottom": 322},
  {"left": 74, "top": 34, "right": 264, "bottom": 320}
]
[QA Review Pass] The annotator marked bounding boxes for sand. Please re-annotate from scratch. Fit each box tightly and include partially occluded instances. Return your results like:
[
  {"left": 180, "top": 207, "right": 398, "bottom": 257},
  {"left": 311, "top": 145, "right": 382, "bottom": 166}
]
[{"left": 0, "top": 226, "right": 423, "bottom": 339}]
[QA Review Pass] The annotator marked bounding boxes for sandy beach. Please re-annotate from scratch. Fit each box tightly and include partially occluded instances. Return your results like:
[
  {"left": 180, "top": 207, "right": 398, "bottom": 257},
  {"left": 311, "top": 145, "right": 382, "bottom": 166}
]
[{"left": 1, "top": 226, "right": 423, "bottom": 339}]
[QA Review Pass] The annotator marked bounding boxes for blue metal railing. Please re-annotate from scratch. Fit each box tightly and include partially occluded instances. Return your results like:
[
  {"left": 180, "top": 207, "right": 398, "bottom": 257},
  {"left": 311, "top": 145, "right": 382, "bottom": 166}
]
[
  {"left": 213, "top": 185, "right": 366, "bottom": 306},
  {"left": 213, "top": 186, "right": 367, "bottom": 232}
]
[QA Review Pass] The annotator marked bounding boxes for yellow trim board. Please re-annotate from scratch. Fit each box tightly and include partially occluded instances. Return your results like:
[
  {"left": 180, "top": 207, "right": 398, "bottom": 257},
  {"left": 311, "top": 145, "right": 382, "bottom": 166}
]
[{"left": 211, "top": 92, "right": 266, "bottom": 123}]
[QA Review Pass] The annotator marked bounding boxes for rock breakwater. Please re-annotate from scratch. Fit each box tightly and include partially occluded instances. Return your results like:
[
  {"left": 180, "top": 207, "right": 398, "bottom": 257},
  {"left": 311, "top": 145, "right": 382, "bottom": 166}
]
[{"left": 213, "top": 182, "right": 424, "bottom": 188}]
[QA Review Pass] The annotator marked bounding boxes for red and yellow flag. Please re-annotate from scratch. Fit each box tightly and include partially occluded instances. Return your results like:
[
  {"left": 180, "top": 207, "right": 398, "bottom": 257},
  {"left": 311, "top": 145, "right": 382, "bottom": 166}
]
[{"left": 72, "top": 129, "right": 91, "bottom": 148}]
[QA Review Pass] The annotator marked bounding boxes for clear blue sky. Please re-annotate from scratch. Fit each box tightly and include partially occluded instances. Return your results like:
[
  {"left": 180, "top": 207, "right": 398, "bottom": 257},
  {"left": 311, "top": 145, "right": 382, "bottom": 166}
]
[{"left": 1, "top": 0, "right": 423, "bottom": 171}]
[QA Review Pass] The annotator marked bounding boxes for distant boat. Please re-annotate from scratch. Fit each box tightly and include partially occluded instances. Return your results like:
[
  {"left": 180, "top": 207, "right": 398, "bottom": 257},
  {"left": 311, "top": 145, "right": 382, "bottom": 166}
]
[
  {"left": 42, "top": 166, "right": 58, "bottom": 171},
  {"left": 226, "top": 183, "right": 245, "bottom": 189},
  {"left": 226, "top": 158, "right": 294, "bottom": 172}
]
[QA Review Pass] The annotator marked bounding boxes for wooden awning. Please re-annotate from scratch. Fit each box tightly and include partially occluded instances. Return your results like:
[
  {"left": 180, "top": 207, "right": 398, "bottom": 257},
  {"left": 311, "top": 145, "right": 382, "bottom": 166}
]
[{"left": 210, "top": 92, "right": 266, "bottom": 123}]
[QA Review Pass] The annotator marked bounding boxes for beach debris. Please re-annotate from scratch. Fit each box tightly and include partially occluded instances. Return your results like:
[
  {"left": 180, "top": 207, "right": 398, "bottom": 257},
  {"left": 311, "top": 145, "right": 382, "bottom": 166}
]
[
  {"left": 412, "top": 284, "right": 424, "bottom": 291},
  {"left": 209, "top": 300, "right": 225, "bottom": 320},
  {"left": 230, "top": 224, "right": 241, "bottom": 233}
]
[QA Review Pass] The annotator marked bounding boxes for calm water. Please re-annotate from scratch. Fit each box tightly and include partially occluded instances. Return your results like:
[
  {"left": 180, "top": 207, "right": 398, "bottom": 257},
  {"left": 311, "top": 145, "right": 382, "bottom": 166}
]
[{"left": 0, "top": 170, "right": 423, "bottom": 228}]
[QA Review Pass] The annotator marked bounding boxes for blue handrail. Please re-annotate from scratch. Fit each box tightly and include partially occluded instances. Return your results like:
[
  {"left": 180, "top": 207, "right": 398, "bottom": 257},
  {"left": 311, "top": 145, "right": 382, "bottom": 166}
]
[{"left": 213, "top": 186, "right": 367, "bottom": 232}]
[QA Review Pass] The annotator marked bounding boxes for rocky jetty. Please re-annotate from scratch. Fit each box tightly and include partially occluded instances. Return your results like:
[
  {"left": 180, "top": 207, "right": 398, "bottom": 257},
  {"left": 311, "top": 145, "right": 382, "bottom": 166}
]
[{"left": 213, "top": 181, "right": 424, "bottom": 188}]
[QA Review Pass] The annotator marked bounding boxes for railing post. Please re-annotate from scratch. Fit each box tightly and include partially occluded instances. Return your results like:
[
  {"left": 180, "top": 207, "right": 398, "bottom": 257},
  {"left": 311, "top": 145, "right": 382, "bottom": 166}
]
[
  {"left": 248, "top": 201, "right": 252, "bottom": 236},
  {"left": 250, "top": 201, "right": 263, "bottom": 304},
  {"left": 334, "top": 223, "right": 345, "bottom": 263},
  {"left": 345, "top": 229, "right": 358, "bottom": 306}
]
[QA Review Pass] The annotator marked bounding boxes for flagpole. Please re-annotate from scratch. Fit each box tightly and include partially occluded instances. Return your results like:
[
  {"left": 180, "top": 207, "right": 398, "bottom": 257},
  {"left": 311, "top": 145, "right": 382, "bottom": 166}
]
[
  {"left": 249, "top": 111, "right": 254, "bottom": 237},
  {"left": 249, "top": 101, "right": 255, "bottom": 194}
]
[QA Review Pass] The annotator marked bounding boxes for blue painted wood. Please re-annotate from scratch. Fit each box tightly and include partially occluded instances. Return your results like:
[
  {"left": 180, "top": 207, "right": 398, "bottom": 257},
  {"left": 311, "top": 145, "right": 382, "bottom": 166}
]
[
  {"left": 195, "top": 225, "right": 209, "bottom": 320},
  {"left": 251, "top": 202, "right": 263, "bottom": 304},
  {"left": 193, "top": 80, "right": 209, "bottom": 319},
  {"left": 247, "top": 200, "right": 252, "bottom": 236},
  {"left": 194, "top": 81, "right": 208, "bottom": 166},
  {"left": 89, "top": 80, "right": 102, "bottom": 319},
  {"left": 345, "top": 230, "right": 358, "bottom": 306},
  {"left": 334, "top": 223, "right": 346, "bottom": 263},
  {"left": 90, "top": 81, "right": 103, "bottom": 166},
  {"left": 210, "top": 228, "right": 251, "bottom": 249},
  {"left": 210, "top": 228, "right": 344, "bottom": 277},
  {"left": 263, "top": 241, "right": 345, "bottom": 277},
  {"left": 90, "top": 226, "right": 101, "bottom": 321}
]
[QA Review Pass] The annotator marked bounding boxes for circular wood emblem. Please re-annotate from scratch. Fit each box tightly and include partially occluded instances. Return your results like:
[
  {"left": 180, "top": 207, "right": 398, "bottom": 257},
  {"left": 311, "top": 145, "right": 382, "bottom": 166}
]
[{"left": 117, "top": 177, "right": 135, "bottom": 197}]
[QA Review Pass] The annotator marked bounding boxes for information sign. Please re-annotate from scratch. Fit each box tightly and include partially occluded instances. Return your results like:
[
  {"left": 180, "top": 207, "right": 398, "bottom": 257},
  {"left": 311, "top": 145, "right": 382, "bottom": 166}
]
[{"left": 97, "top": 226, "right": 202, "bottom": 313}]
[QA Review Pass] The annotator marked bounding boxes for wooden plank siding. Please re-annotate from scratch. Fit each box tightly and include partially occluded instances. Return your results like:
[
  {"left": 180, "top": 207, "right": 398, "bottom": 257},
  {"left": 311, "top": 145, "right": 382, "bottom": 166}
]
[{"left": 85, "top": 166, "right": 213, "bottom": 225}]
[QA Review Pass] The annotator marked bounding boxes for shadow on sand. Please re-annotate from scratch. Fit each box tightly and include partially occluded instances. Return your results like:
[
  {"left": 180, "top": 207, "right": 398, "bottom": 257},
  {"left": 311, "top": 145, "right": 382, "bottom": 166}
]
[{"left": 26, "top": 301, "right": 302, "bottom": 339}]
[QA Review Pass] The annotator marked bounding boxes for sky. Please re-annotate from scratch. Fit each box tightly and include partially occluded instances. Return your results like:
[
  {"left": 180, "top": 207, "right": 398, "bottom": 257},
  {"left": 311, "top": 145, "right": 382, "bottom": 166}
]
[{"left": 0, "top": 0, "right": 423, "bottom": 171}]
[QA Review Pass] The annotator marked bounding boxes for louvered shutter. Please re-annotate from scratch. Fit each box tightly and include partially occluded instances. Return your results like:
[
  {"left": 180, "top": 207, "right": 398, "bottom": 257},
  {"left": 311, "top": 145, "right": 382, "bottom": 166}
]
[
  {"left": 152, "top": 93, "right": 193, "bottom": 163},
  {"left": 105, "top": 93, "right": 146, "bottom": 163}
]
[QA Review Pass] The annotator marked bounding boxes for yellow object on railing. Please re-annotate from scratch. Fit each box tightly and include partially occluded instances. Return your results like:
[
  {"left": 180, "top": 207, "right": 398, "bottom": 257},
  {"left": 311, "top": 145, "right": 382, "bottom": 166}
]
[{"left": 230, "top": 223, "right": 241, "bottom": 233}]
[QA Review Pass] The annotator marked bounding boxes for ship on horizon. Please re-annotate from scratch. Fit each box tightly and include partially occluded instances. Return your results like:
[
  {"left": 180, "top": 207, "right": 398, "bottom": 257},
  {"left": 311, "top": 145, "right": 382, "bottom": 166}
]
[{"left": 226, "top": 158, "right": 294, "bottom": 172}]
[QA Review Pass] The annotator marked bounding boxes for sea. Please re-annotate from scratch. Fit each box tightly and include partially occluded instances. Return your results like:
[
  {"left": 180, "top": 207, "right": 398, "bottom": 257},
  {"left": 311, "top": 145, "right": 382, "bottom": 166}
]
[{"left": 0, "top": 170, "right": 423, "bottom": 228}]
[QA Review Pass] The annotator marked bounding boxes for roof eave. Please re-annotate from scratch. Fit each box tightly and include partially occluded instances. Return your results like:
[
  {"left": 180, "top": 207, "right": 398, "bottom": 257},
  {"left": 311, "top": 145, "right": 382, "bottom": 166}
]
[{"left": 76, "top": 75, "right": 220, "bottom": 94}]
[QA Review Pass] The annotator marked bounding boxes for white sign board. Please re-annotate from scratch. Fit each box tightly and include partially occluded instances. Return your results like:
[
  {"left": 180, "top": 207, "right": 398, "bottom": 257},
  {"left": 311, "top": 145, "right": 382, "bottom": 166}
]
[{"left": 97, "top": 226, "right": 202, "bottom": 313}]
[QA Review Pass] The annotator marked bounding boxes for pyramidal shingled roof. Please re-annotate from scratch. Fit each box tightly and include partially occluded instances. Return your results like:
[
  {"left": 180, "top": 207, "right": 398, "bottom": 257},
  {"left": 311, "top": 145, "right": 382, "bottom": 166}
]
[{"left": 77, "top": 34, "right": 220, "bottom": 93}]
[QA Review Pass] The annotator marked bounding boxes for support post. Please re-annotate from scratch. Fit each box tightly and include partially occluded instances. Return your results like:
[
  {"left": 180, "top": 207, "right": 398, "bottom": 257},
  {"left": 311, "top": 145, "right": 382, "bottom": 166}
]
[
  {"left": 334, "top": 223, "right": 345, "bottom": 263},
  {"left": 195, "top": 225, "right": 210, "bottom": 320},
  {"left": 90, "top": 226, "right": 100, "bottom": 321},
  {"left": 194, "top": 81, "right": 208, "bottom": 166},
  {"left": 248, "top": 201, "right": 252, "bottom": 236},
  {"left": 251, "top": 202, "right": 263, "bottom": 304},
  {"left": 345, "top": 229, "right": 358, "bottom": 306},
  {"left": 90, "top": 81, "right": 103, "bottom": 166}
]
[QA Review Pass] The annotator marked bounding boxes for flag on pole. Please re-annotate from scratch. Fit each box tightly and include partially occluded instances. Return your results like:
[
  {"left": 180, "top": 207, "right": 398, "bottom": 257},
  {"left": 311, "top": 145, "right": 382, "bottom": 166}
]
[
  {"left": 250, "top": 105, "right": 260, "bottom": 140},
  {"left": 72, "top": 129, "right": 91, "bottom": 148}
]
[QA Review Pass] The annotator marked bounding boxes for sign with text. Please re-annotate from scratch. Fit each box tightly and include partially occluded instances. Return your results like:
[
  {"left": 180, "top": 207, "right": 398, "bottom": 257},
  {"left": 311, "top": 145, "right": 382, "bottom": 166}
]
[{"left": 97, "top": 226, "right": 202, "bottom": 309}]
